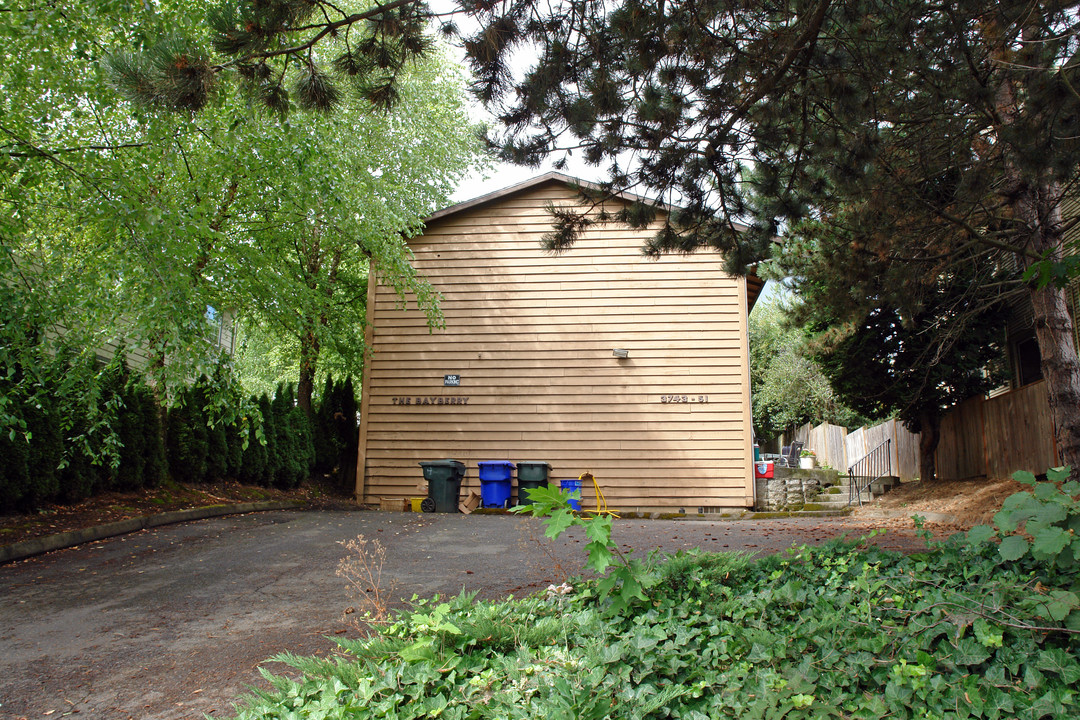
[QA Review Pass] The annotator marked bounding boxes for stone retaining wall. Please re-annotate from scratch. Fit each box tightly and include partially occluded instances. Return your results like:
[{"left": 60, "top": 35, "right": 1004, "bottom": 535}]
[{"left": 754, "top": 467, "right": 840, "bottom": 511}]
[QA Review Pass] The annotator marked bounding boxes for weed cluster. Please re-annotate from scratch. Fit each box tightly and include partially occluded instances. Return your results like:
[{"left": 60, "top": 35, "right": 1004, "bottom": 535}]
[{"left": 337, "top": 535, "right": 394, "bottom": 626}]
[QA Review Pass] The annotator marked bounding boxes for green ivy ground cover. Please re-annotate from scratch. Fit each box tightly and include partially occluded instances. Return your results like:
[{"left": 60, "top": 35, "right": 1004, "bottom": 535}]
[{"left": 231, "top": 473, "right": 1080, "bottom": 720}]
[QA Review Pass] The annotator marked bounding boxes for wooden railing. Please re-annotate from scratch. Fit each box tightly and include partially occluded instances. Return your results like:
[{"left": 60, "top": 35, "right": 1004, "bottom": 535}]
[{"left": 848, "top": 439, "right": 892, "bottom": 506}]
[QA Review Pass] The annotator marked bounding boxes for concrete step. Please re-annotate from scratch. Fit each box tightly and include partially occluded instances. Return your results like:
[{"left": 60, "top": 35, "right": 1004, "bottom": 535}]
[
  {"left": 816, "top": 487, "right": 872, "bottom": 500},
  {"left": 804, "top": 499, "right": 862, "bottom": 511},
  {"left": 812, "top": 490, "right": 873, "bottom": 506}
]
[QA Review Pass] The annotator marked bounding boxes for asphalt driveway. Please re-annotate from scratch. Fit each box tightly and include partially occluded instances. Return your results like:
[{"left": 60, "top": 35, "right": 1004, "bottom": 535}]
[{"left": 0, "top": 509, "right": 932, "bottom": 719}]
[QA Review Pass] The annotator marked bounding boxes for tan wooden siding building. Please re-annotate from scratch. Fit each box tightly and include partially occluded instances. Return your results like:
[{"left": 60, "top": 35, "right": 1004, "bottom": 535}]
[{"left": 356, "top": 174, "right": 761, "bottom": 512}]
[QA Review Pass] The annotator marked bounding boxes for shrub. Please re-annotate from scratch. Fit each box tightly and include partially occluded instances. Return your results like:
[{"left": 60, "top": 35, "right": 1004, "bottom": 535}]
[
  {"left": 287, "top": 405, "right": 315, "bottom": 483},
  {"left": 258, "top": 392, "right": 278, "bottom": 486},
  {"left": 269, "top": 382, "right": 314, "bottom": 489},
  {"left": 239, "top": 395, "right": 268, "bottom": 486},
  {"left": 114, "top": 371, "right": 149, "bottom": 490},
  {"left": 225, "top": 418, "right": 245, "bottom": 479},
  {"left": 138, "top": 385, "right": 167, "bottom": 487},
  {"left": 166, "top": 385, "right": 209, "bottom": 484},
  {"left": 0, "top": 424, "right": 32, "bottom": 511},
  {"left": 311, "top": 373, "right": 359, "bottom": 493},
  {"left": 312, "top": 373, "right": 337, "bottom": 475}
]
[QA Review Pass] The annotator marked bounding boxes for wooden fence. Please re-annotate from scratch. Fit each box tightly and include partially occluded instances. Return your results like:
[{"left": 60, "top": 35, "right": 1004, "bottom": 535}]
[
  {"left": 936, "top": 379, "right": 1059, "bottom": 481},
  {"left": 790, "top": 422, "right": 848, "bottom": 471},
  {"left": 789, "top": 418, "right": 920, "bottom": 481}
]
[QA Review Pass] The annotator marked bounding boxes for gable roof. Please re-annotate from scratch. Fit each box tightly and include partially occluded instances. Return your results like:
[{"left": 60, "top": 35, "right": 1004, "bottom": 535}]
[{"left": 430, "top": 172, "right": 764, "bottom": 310}]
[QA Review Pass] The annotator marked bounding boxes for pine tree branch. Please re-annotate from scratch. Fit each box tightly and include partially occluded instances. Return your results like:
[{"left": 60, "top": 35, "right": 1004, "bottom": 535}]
[
  {"left": 213, "top": 0, "right": 424, "bottom": 70},
  {"left": 715, "top": 0, "right": 832, "bottom": 140}
]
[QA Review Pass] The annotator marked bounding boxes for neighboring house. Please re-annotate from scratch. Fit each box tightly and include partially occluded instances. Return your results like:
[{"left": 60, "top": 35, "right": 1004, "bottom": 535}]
[
  {"left": 9, "top": 250, "right": 235, "bottom": 375},
  {"left": 90, "top": 306, "right": 236, "bottom": 371},
  {"left": 355, "top": 173, "right": 762, "bottom": 513}
]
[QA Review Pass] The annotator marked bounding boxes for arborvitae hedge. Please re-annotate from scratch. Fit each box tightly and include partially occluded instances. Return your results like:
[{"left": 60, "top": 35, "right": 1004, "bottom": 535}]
[
  {"left": 259, "top": 392, "right": 279, "bottom": 486},
  {"left": 238, "top": 394, "right": 267, "bottom": 485},
  {"left": 313, "top": 373, "right": 337, "bottom": 475},
  {"left": 2, "top": 355, "right": 348, "bottom": 513},
  {"left": 139, "top": 385, "right": 167, "bottom": 487},
  {"left": 166, "top": 385, "right": 210, "bottom": 485},
  {"left": 225, "top": 422, "right": 244, "bottom": 479}
]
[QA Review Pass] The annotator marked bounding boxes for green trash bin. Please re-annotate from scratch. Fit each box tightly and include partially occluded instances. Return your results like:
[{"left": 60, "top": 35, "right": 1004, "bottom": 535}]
[
  {"left": 515, "top": 461, "right": 551, "bottom": 506},
  {"left": 419, "top": 460, "right": 466, "bottom": 513}
]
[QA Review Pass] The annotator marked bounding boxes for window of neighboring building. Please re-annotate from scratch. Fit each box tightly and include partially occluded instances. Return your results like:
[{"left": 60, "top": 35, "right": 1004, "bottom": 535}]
[{"left": 1014, "top": 335, "right": 1043, "bottom": 387}]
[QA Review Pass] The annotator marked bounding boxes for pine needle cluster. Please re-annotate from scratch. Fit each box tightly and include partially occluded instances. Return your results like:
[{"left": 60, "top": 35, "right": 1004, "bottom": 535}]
[
  {"left": 108, "top": 38, "right": 216, "bottom": 111},
  {"left": 107, "top": 0, "right": 436, "bottom": 116}
]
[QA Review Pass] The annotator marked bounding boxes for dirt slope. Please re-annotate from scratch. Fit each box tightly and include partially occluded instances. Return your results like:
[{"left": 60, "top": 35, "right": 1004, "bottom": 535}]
[{"left": 851, "top": 475, "right": 1027, "bottom": 529}]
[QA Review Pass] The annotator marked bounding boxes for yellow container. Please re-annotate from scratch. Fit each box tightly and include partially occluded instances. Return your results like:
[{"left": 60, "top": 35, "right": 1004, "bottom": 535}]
[{"left": 410, "top": 497, "right": 425, "bottom": 512}]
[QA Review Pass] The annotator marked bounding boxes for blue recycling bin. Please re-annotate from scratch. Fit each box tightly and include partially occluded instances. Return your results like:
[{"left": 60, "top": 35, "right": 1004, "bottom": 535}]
[
  {"left": 477, "top": 461, "right": 516, "bottom": 508},
  {"left": 560, "top": 479, "right": 582, "bottom": 511}
]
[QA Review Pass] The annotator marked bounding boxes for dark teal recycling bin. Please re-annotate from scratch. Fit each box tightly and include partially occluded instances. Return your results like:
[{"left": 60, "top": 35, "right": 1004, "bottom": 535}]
[
  {"left": 419, "top": 460, "right": 466, "bottom": 513},
  {"left": 515, "top": 461, "right": 552, "bottom": 506},
  {"left": 477, "top": 461, "right": 515, "bottom": 508}
]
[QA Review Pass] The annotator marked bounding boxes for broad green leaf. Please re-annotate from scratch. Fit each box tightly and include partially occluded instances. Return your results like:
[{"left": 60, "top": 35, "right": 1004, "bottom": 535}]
[
  {"left": 1036, "top": 648, "right": 1080, "bottom": 683},
  {"left": 1031, "top": 526, "right": 1072, "bottom": 561},
  {"left": 1033, "top": 502, "right": 1068, "bottom": 525},
  {"left": 1040, "top": 590, "right": 1080, "bottom": 621},
  {"left": 1046, "top": 466, "right": 1071, "bottom": 483},
  {"left": 973, "top": 618, "right": 1003, "bottom": 648},
  {"left": 982, "top": 686, "right": 1015, "bottom": 720},
  {"left": 965, "top": 525, "right": 995, "bottom": 545},
  {"left": 399, "top": 638, "right": 436, "bottom": 663},
  {"left": 584, "top": 514, "right": 613, "bottom": 546},
  {"left": 542, "top": 508, "right": 578, "bottom": 541},
  {"left": 1034, "top": 482, "right": 1060, "bottom": 501},
  {"left": 1014, "top": 470, "right": 1038, "bottom": 486},
  {"left": 951, "top": 637, "right": 991, "bottom": 666},
  {"left": 585, "top": 539, "right": 614, "bottom": 574},
  {"left": 998, "top": 535, "right": 1029, "bottom": 561}
]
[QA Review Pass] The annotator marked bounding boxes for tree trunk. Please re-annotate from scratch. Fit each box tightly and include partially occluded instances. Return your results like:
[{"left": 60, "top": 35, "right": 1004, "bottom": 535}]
[
  {"left": 916, "top": 410, "right": 940, "bottom": 483},
  {"left": 1027, "top": 281, "right": 1080, "bottom": 473},
  {"left": 297, "top": 329, "right": 319, "bottom": 419},
  {"left": 1010, "top": 174, "right": 1080, "bottom": 474},
  {"left": 993, "top": 46, "right": 1080, "bottom": 477},
  {"left": 296, "top": 222, "right": 329, "bottom": 420}
]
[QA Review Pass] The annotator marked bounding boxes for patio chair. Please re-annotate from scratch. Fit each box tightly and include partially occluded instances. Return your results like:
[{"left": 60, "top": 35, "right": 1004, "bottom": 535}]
[{"left": 780, "top": 441, "right": 803, "bottom": 467}]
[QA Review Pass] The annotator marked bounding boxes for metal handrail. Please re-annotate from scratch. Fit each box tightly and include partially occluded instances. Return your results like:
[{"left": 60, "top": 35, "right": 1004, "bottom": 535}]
[{"left": 848, "top": 438, "right": 892, "bottom": 506}]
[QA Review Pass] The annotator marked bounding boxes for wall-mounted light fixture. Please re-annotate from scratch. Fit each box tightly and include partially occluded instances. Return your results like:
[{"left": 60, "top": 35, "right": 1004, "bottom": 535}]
[{"left": 612, "top": 348, "right": 629, "bottom": 359}]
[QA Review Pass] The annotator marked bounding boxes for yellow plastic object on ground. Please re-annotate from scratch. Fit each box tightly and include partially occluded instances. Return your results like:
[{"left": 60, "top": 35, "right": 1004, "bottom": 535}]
[
  {"left": 410, "top": 497, "right": 425, "bottom": 512},
  {"left": 579, "top": 471, "right": 619, "bottom": 518}
]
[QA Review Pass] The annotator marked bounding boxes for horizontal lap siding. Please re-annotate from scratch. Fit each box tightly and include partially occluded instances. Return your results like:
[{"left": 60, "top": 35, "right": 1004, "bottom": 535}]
[{"left": 358, "top": 181, "right": 753, "bottom": 510}]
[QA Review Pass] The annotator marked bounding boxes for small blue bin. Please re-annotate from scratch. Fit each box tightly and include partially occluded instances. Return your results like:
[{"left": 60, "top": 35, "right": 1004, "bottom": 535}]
[
  {"left": 477, "top": 461, "right": 516, "bottom": 508},
  {"left": 560, "top": 479, "right": 582, "bottom": 511}
]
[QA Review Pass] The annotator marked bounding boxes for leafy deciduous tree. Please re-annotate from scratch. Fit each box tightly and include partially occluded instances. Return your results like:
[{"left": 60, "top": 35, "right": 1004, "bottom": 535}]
[{"left": 749, "top": 297, "right": 865, "bottom": 443}]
